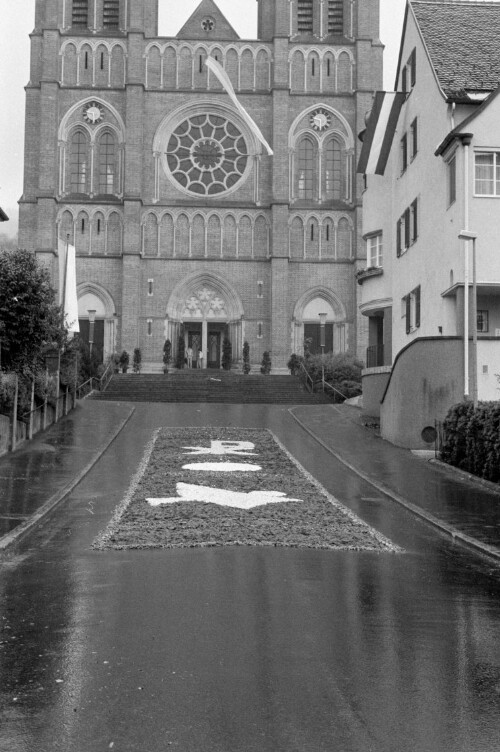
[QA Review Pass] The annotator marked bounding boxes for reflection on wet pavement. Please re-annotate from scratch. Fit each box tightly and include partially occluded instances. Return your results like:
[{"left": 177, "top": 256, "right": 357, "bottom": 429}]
[{"left": 0, "top": 403, "right": 499, "bottom": 752}]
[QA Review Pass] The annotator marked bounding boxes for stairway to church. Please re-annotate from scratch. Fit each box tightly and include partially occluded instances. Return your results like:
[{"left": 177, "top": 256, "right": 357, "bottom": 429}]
[{"left": 93, "top": 371, "right": 330, "bottom": 404}]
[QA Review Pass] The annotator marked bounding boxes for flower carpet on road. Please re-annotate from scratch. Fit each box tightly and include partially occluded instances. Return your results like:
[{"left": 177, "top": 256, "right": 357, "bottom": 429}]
[{"left": 93, "top": 428, "right": 400, "bottom": 551}]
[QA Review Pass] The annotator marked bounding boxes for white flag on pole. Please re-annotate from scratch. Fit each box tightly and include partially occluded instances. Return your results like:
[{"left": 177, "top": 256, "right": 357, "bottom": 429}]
[
  {"left": 58, "top": 238, "right": 80, "bottom": 335},
  {"left": 205, "top": 56, "right": 274, "bottom": 156}
]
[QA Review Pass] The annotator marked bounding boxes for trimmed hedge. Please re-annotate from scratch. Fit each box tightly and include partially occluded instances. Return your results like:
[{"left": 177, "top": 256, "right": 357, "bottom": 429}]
[{"left": 441, "top": 401, "right": 500, "bottom": 483}]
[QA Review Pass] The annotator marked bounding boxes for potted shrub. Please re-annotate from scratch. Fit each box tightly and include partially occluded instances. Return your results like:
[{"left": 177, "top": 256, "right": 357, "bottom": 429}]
[
  {"left": 243, "top": 341, "right": 251, "bottom": 374},
  {"left": 260, "top": 351, "right": 271, "bottom": 375},
  {"left": 287, "top": 353, "right": 302, "bottom": 376},
  {"left": 119, "top": 350, "right": 129, "bottom": 373}
]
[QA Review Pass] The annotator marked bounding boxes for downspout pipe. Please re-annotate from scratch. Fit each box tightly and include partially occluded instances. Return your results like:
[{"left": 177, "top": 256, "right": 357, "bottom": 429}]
[{"left": 461, "top": 135, "right": 473, "bottom": 401}]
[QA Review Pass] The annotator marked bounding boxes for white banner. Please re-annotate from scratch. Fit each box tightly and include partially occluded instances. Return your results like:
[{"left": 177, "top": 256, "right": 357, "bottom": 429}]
[
  {"left": 58, "top": 238, "right": 80, "bottom": 335},
  {"left": 205, "top": 56, "right": 274, "bottom": 156}
]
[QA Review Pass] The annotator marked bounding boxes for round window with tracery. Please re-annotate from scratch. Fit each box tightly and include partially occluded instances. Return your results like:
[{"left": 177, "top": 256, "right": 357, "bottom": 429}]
[{"left": 166, "top": 114, "right": 249, "bottom": 196}]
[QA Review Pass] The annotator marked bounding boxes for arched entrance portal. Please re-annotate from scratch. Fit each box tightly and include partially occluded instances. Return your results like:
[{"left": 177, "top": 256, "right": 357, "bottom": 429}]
[
  {"left": 292, "top": 288, "right": 347, "bottom": 355},
  {"left": 77, "top": 284, "right": 116, "bottom": 363},
  {"left": 166, "top": 273, "right": 244, "bottom": 369}
]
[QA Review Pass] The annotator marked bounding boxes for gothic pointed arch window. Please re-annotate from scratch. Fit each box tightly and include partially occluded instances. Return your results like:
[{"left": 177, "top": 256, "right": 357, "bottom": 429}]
[
  {"left": 324, "top": 137, "right": 343, "bottom": 200},
  {"left": 97, "top": 130, "right": 118, "bottom": 195},
  {"left": 296, "top": 135, "right": 318, "bottom": 201},
  {"left": 69, "top": 130, "right": 91, "bottom": 194}
]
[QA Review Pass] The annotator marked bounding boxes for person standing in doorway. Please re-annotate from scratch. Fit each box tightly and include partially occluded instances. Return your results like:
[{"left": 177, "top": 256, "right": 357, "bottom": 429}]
[
  {"left": 197, "top": 350, "right": 203, "bottom": 369},
  {"left": 186, "top": 346, "right": 193, "bottom": 369}
]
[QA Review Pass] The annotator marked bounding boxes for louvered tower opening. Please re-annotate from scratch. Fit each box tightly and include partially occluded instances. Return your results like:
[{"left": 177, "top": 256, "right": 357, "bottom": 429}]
[
  {"left": 103, "top": 0, "right": 120, "bottom": 28},
  {"left": 72, "top": 0, "right": 89, "bottom": 27},
  {"left": 328, "top": 0, "right": 344, "bottom": 35},
  {"left": 297, "top": 0, "right": 313, "bottom": 33}
]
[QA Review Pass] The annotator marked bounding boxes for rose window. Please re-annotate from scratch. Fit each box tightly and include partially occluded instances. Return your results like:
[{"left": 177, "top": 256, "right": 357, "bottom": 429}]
[{"left": 166, "top": 114, "right": 248, "bottom": 196}]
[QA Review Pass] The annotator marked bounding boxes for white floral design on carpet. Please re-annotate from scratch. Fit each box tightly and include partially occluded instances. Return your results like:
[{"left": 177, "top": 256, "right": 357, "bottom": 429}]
[{"left": 93, "top": 428, "right": 401, "bottom": 552}]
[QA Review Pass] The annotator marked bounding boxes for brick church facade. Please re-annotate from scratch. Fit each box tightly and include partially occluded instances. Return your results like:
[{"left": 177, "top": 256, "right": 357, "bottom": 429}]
[{"left": 19, "top": 0, "right": 382, "bottom": 371}]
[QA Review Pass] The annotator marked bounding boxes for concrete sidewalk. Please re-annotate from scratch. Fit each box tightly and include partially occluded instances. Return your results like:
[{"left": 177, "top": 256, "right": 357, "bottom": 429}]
[
  {"left": 0, "top": 400, "right": 134, "bottom": 551},
  {"left": 290, "top": 403, "right": 500, "bottom": 561}
]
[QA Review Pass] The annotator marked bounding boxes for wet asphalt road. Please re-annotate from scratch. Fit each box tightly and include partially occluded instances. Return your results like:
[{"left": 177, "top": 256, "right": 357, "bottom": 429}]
[{"left": 1, "top": 403, "right": 500, "bottom": 752}]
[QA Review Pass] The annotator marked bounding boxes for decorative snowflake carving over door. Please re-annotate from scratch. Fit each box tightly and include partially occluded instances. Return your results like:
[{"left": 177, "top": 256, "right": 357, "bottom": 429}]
[{"left": 183, "top": 286, "right": 228, "bottom": 319}]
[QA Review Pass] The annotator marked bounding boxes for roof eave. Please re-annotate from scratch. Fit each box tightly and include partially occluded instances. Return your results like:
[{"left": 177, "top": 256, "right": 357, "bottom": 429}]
[{"left": 435, "top": 132, "right": 473, "bottom": 158}]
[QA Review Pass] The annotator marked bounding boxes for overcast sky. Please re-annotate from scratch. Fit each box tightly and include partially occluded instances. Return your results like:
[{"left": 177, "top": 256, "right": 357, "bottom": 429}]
[{"left": 0, "top": 0, "right": 406, "bottom": 237}]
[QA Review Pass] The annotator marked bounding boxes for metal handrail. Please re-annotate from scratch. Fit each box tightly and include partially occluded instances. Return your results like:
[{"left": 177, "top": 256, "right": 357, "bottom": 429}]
[
  {"left": 298, "top": 361, "right": 348, "bottom": 402},
  {"left": 99, "top": 360, "right": 114, "bottom": 392},
  {"left": 298, "top": 361, "right": 314, "bottom": 392},
  {"left": 320, "top": 379, "right": 347, "bottom": 401},
  {"left": 76, "top": 377, "right": 99, "bottom": 400}
]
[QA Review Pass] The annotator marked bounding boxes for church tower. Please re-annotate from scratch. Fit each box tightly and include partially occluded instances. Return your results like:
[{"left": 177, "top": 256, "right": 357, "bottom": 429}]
[{"left": 20, "top": 0, "right": 382, "bottom": 371}]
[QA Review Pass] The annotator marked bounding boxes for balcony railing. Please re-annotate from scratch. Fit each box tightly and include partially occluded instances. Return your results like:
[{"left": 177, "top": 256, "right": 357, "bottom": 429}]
[{"left": 366, "top": 345, "right": 384, "bottom": 368}]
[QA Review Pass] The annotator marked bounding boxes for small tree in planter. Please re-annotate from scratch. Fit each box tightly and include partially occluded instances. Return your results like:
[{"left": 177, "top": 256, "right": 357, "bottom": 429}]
[
  {"left": 119, "top": 350, "right": 129, "bottom": 373},
  {"left": 243, "top": 341, "right": 251, "bottom": 374},
  {"left": 133, "top": 348, "right": 142, "bottom": 373},
  {"left": 222, "top": 337, "right": 232, "bottom": 371},
  {"left": 260, "top": 351, "right": 271, "bottom": 375},
  {"left": 176, "top": 331, "right": 185, "bottom": 369},
  {"left": 287, "top": 353, "right": 302, "bottom": 376},
  {"left": 162, "top": 339, "right": 172, "bottom": 374}
]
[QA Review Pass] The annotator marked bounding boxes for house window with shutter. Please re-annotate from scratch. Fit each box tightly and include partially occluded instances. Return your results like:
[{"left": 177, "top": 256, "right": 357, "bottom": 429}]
[
  {"left": 401, "top": 48, "right": 416, "bottom": 93},
  {"left": 403, "top": 286, "right": 421, "bottom": 334},
  {"left": 397, "top": 199, "right": 418, "bottom": 255}
]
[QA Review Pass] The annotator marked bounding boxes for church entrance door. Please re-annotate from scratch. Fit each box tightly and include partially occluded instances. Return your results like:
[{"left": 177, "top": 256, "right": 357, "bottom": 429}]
[
  {"left": 187, "top": 328, "right": 202, "bottom": 368},
  {"left": 207, "top": 331, "right": 221, "bottom": 369}
]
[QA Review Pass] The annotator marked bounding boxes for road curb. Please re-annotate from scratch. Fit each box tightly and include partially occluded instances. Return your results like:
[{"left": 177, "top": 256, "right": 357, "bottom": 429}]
[
  {"left": 0, "top": 407, "right": 135, "bottom": 554},
  {"left": 289, "top": 407, "right": 500, "bottom": 563}
]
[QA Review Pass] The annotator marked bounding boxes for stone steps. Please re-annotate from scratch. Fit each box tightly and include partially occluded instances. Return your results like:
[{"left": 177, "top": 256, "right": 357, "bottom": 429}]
[{"left": 93, "top": 372, "right": 330, "bottom": 404}]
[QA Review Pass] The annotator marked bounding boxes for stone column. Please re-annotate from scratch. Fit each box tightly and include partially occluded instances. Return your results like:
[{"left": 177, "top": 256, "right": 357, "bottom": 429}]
[{"left": 202, "top": 320, "right": 208, "bottom": 369}]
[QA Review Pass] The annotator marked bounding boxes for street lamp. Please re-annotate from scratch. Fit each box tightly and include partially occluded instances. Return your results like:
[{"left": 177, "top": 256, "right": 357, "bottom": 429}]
[
  {"left": 318, "top": 312, "right": 328, "bottom": 356},
  {"left": 458, "top": 230, "right": 478, "bottom": 408},
  {"left": 88, "top": 309, "right": 96, "bottom": 357}
]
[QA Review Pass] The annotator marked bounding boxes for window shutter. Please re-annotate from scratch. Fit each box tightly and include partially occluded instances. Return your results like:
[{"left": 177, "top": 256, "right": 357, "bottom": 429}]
[
  {"left": 396, "top": 219, "right": 402, "bottom": 257},
  {"left": 412, "top": 118, "right": 418, "bottom": 157},
  {"left": 415, "top": 286, "right": 421, "bottom": 328},
  {"left": 401, "top": 66, "right": 407, "bottom": 93},
  {"left": 405, "top": 296, "right": 411, "bottom": 334},
  {"left": 412, "top": 199, "right": 418, "bottom": 241},
  {"left": 410, "top": 49, "right": 416, "bottom": 87},
  {"left": 404, "top": 208, "right": 411, "bottom": 248},
  {"left": 401, "top": 134, "right": 408, "bottom": 172}
]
